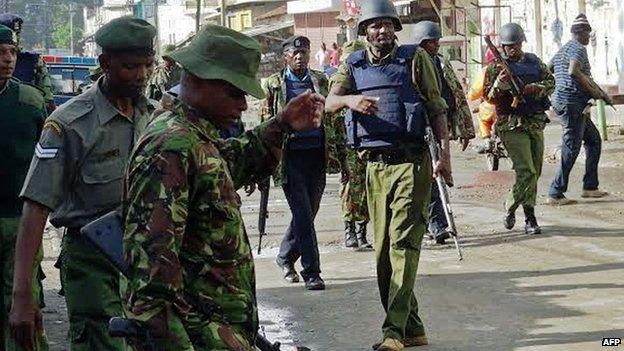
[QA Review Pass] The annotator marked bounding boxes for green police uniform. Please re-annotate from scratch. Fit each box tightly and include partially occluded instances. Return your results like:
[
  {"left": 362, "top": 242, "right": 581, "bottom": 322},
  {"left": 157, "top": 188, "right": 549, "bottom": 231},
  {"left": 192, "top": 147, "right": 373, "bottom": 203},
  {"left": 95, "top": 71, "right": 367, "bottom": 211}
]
[
  {"left": 18, "top": 17, "right": 156, "bottom": 351},
  {"left": 0, "top": 24, "right": 49, "bottom": 350},
  {"left": 332, "top": 42, "right": 447, "bottom": 342},
  {"left": 483, "top": 55, "right": 554, "bottom": 214},
  {"left": 123, "top": 24, "right": 279, "bottom": 350}
]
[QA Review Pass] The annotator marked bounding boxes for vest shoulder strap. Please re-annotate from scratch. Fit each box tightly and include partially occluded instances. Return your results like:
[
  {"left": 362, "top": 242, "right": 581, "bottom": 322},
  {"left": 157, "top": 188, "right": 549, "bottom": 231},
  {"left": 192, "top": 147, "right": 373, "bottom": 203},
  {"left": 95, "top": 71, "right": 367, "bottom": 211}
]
[{"left": 346, "top": 49, "right": 367, "bottom": 66}]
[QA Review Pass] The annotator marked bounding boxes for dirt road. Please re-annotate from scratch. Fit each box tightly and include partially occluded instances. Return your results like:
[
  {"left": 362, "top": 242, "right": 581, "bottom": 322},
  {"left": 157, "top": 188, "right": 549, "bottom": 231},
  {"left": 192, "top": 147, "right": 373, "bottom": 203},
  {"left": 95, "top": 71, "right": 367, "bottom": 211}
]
[{"left": 37, "top": 116, "right": 624, "bottom": 350}]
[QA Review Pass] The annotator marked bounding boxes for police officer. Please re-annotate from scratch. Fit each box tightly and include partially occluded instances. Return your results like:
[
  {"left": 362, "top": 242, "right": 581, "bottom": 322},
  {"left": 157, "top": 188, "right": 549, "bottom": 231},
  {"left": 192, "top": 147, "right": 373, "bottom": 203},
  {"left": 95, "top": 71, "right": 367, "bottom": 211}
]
[
  {"left": 327, "top": 39, "right": 373, "bottom": 251},
  {"left": 10, "top": 16, "right": 156, "bottom": 351},
  {"left": 260, "top": 35, "right": 327, "bottom": 290},
  {"left": 414, "top": 20, "right": 475, "bottom": 244},
  {"left": 326, "top": 1, "right": 451, "bottom": 349},
  {"left": 0, "top": 24, "right": 49, "bottom": 351},
  {"left": 483, "top": 23, "right": 554, "bottom": 234},
  {"left": 0, "top": 14, "right": 55, "bottom": 113},
  {"left": 122, "top": 24, "right": 324, "bottom": 350}
]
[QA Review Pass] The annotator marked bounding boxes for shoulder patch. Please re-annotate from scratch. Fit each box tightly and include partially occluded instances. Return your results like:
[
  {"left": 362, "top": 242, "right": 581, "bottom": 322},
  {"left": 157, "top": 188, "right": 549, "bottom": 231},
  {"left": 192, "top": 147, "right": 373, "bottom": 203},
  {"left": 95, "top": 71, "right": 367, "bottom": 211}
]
[
  {"left": 34, "top": 142, "right": 59, "bottom": 159},
  {"left": 18, "top": 83, "right": 45, "bottom": 110}
]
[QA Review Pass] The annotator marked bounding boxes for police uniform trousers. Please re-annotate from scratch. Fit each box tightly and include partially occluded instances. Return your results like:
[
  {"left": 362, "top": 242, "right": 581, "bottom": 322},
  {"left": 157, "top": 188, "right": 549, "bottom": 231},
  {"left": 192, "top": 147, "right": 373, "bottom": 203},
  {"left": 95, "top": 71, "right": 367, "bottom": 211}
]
[
  {"left": 0, "top": 218, "right": 48, "bottom": 351},
  {"left": 366, "top": 150, "right": 431, "bottom": 340},
  {"left": 59, "top": 228, "right": 127, "bottom": 351},
  {"left": 277, "top": 147, "right": 326, "bottom": 282},
  {"left": 500, "top": 127, "right": 544, "bottom": 212}
]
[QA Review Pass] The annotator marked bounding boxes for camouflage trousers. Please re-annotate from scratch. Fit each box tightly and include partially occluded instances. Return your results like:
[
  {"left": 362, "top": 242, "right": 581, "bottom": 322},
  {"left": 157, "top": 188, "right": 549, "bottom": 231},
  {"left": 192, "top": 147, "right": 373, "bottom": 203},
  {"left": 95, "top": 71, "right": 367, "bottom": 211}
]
[
  {"left": 59, "top": 230, "right": 127, "bottom": 350},
  {"left": 0, "top": 217, "right": 48, "bottom": 351},
  {"left": 340, "top": 148, "right": 369, "bottom": 223}
]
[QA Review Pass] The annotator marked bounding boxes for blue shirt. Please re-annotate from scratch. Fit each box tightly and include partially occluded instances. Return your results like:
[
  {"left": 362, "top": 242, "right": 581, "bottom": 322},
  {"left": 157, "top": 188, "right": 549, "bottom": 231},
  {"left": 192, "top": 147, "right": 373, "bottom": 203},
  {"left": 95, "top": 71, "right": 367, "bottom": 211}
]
[{"left": 551, "top": 39, "right": 592, "bottom": 107}]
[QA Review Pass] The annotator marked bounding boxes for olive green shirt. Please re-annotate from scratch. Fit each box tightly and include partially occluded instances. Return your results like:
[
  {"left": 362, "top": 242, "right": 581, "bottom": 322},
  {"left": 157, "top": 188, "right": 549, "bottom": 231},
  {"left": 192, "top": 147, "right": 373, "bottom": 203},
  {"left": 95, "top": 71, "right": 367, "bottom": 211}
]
[
  {"left": 20, "top": 80, "right": 153, "bottom": 228},
  {"left": 330, "top": 44, "right": 448, "bottom": 116}
]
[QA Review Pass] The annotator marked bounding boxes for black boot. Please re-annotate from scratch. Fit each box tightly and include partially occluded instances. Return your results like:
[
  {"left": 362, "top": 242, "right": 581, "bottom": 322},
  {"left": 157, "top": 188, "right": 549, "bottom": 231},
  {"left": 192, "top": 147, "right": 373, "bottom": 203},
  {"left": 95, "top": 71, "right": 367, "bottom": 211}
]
[
  {"left": 355, "top": 222, "right": 373, "bottom": 251},
  {"left": 524, "top": 207, "right": 541, "bottom": 235},
  {"left": 504, "top": 210, "right": 516, "bottom": 230},
  {"left": 345, "top": 221, "right": 358, "bottom": 248}
]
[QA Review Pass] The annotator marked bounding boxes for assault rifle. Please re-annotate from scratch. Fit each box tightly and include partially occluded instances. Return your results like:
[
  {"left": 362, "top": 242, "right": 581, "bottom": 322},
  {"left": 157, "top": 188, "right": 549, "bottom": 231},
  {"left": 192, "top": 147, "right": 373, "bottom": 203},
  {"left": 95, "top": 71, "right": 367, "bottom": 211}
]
[
  {"left": 81, "top": 211, "right": 282, "bottom": 351},
  {"left": 424, "top": 124, "right": 464, "bottom": 261},
  {"left": 483, "top": 35, "right": 525, "bottom": 109},
  {"left": 257, "top": 178, "right": 270, "bottom": 254}
]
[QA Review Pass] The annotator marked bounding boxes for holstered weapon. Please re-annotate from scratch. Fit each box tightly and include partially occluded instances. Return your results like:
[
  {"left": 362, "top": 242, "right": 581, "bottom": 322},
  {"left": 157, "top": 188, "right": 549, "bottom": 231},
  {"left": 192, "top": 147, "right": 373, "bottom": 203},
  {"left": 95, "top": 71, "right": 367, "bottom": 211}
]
[{"left": 81, "top": 211, "right": 281, "bottom": 350}]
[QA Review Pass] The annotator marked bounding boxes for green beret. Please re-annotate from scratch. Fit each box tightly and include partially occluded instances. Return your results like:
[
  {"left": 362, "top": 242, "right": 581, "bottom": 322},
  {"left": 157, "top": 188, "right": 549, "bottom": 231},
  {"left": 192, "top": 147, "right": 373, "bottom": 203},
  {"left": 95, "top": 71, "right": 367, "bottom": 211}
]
[
  {"left": 95, "top": 16, "right": 156, "bottom": 52},
  {"left": 0, "top": 24, "right": 16, "bottom": 46},
  {"left": 282, "top": 35, "right": 310, "bottom": 51},
  {"left": 166, "top": 24, "right": 265, "bottom": 99}
]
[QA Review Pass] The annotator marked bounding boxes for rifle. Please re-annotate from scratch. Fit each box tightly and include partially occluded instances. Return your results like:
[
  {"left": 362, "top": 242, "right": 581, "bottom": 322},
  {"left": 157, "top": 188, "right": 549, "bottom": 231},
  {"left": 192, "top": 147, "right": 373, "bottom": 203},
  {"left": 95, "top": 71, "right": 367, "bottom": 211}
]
[
  {"left": 424, "top": 124, "right": 464, "bottom": 261},
  {"left": 81, "top": 211, "right": 282, "bottom": 351},
  {"left": 483, "top": 35, "right": 525, "bottom": 109},
  {"left": 257, "top": 178, "right": 270, "bottom": 254}
]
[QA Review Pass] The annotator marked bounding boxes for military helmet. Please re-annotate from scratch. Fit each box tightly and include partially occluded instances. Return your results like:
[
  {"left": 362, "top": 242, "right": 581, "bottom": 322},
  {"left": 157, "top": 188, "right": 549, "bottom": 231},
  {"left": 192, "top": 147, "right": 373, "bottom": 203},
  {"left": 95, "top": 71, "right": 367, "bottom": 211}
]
[
  {"left": 414, "top": 21, "right": 441, "bottom": 46},
  {"left": 499, "top": 23, "right": 526, "bottom": 45},
  {"left": 0, "top": 13, "right": 23, "bottom": 33},
  {"left": 357, "top": 0, "right": 402, "bottom": 36}
]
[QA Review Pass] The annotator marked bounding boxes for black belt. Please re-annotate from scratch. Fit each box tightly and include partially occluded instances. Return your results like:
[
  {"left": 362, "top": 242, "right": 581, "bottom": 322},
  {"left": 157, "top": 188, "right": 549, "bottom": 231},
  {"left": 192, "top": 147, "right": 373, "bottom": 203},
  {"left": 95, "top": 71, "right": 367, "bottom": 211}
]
[{"left": 367, "top": 149, "right": 411, "bottom": 165}]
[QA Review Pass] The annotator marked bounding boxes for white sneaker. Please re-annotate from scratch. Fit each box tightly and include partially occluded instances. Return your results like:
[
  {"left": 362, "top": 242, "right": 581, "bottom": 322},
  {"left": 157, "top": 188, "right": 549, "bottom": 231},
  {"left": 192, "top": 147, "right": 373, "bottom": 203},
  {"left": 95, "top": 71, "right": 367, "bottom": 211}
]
[{"left": 581, "top": 189, "right": 609, "bottom": 198}]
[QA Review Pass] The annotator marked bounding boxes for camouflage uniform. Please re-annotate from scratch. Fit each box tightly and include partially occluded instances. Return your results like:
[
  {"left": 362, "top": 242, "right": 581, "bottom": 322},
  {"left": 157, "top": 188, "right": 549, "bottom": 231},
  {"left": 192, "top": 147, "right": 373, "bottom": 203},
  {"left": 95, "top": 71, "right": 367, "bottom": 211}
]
[
  {"left": 145, "top": 61, "right": 182, "bottom": 101},
  {"left": 123, "top": 101, "right": 285, "bottom": 350},
  {"left": 259, "top": 68, "right": 329, "bottom": 185},
  {"left": 438, "top": 55, "right": 475, "bottom": 141}
]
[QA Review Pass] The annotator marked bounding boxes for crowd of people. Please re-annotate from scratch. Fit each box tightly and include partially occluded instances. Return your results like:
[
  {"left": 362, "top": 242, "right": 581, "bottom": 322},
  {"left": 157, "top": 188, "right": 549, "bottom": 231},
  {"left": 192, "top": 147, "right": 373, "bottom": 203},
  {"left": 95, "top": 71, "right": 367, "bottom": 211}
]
[{"left": 0, "top": 1, "right": 614, "bottom": 350}]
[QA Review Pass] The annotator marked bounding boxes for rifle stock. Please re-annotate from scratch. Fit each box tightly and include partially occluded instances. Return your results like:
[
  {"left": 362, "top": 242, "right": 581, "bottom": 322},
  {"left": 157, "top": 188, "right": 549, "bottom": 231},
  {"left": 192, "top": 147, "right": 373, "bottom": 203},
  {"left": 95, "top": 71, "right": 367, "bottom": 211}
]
[
  {"left": 424, "top": 125, "right": 464, "bottom": 261},
  {"left": 258, "top": 178, "right": 270, "bottom": 254}
]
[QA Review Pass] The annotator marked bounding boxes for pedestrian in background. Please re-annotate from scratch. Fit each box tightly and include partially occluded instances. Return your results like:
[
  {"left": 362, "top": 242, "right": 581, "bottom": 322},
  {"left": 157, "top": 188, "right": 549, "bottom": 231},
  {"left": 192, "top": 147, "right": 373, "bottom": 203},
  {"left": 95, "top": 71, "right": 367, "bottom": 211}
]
[
  {"left": 547, "top": 14, "right": 611, "bottom": 205},
  {"left": 315, "top": 42, "right": 330, "bottom": 71}
]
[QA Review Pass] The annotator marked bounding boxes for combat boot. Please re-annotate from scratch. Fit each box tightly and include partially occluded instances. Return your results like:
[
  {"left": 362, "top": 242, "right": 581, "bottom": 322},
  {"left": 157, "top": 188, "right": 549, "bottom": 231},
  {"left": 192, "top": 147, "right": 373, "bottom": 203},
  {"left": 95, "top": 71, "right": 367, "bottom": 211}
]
[
  {"left": 355, "top": 222, "right": 373, "bottom": 251},
  {"left": 524, "top": 207, "right": 541, "bottom": 235},
  {"left": 345, "top": 221, "right": 358, "bottom": 248},
  {"left": 503, "top": 210, "right": 515, "bottom": 230}
]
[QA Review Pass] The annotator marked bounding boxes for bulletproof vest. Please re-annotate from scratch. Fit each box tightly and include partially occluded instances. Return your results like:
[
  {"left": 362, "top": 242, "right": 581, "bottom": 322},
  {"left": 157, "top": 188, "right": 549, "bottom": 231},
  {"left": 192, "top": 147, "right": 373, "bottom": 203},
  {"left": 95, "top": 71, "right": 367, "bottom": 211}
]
[
  {"left": 285, "top": 72, "right": 323, "bottom": 150},
  {"left": 496, "top": 53, "right": 551, "bottom": 116},
  {"left": 14, "top": 52, "right": 40, "bottom": 85},
  {"left": 345, "top": 45, "right": 426, "bottom": 149},
  {"left": 434, "top": 55, "right": 456, "bottom": 115}
]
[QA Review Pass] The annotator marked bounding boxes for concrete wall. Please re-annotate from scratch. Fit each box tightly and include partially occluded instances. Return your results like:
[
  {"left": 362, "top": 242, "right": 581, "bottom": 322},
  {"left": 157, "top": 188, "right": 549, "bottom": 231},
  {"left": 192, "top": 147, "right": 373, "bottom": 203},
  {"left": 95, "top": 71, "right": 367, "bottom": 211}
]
[{"left": 293, "top": 12, "right": 341, "bottom": 70}]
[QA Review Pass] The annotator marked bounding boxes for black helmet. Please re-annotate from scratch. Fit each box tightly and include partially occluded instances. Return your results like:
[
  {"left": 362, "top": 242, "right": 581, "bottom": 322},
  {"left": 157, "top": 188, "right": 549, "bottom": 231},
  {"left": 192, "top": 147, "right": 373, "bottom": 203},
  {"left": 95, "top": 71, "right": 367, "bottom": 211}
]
[
  {"left": 0, "top": 14, "right": 23, "bottom": 33},
  {"left": 499, "top": 23, "right": 526, "bottom": 45},
  {"left": 357, "top": 0, "right": 402, "bottom": 36},
  {"left": 414, "top": 21, "right": 441, "bottom": 46}
]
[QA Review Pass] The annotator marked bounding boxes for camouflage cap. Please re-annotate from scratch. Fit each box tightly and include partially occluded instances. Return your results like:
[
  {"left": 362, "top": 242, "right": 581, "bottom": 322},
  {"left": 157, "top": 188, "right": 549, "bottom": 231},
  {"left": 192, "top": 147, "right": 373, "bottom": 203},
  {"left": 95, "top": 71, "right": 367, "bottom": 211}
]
[
  {"left": 0, "top": 24, "right": 16, "bottom": 46},
  {"left": 166, "top": 24, "right": 265, "bottom": 99},
  {"left": 95, "top": 16, "right": 157, "bottom": 52}
]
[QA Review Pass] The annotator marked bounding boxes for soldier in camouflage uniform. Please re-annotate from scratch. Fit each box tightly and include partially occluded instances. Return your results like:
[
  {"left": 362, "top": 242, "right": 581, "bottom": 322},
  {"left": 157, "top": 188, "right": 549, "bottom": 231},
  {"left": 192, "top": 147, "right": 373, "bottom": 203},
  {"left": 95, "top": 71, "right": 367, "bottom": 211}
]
[
  {"left": 0, "top": 24, "right": 49, "bottom": 351},
  {"left": 146, "top": 44, "right": 182, "bottom": 100},
  {"left": 10, "top": 17, "right": 156, "bottom": 351},
  {"left": 123, "top": 24, "right": 324, "bottom": 350},
  {"left": 259, "top": 36, "right": 328, "bottom": 290},
  {"left": 0, "top": 14, "right": 55, "bottom": 113},
  {"left": 327, "top": 39, "right": 372, "bottom": 250},
  {"left": 483, "top": 23, "right": 554, "bottom": 234},
  {"left": 414, "top": 21, "right": 476, "bottom": 244}
]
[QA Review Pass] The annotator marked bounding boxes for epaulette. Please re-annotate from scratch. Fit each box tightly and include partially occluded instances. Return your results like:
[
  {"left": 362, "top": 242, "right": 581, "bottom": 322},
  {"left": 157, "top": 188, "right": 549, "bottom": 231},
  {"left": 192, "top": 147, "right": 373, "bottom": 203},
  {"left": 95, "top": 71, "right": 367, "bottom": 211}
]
[
  {"left": 17, "top": 82, "right": 45, "bottom": 110},
  {"left": 48, "top": 93, "right": 95, "bottom": 125}
]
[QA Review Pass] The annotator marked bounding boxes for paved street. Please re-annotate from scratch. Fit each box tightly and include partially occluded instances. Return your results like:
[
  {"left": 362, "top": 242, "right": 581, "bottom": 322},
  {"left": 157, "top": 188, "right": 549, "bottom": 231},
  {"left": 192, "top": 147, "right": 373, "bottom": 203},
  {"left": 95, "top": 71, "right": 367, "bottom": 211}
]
[{"left": 39, "top": 115, "right": 624, "bottom": 350}]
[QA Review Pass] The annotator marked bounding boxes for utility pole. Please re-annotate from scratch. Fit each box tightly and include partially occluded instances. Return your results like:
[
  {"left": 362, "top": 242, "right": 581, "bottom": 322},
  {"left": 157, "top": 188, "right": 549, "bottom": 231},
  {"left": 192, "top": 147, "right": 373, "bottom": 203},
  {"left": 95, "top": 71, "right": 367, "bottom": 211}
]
[
  {"left": 578, "top": 0, "right": 587, "bottom": 14},
  {"left": 69, "top": 3, "right": 75, "bottom": 54},
  {"left": 534, "top": 0, "right": 542, "bottom": 58},
  {"left": 220, "top": 0, "right": 226, "bottom": 27},
  {"left": 195, "top": 0, "right": 201, "bottom": 33}
]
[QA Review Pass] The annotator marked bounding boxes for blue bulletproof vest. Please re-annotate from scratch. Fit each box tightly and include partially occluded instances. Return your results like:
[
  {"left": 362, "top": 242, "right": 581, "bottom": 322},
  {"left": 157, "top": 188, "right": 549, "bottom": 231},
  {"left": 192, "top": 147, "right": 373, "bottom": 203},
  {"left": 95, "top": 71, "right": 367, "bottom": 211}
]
[
  {"left": 285, "top": 72, "right": 323, "bottom": 150},
  {"left": 14, "top": 52, "right": 40, "bottom": 85},
  {"left": 496, "top": 53, "right": 551, "bottom": 116},
  {"left": 345, "top": 45, "right": 426, "bottom": 149}
]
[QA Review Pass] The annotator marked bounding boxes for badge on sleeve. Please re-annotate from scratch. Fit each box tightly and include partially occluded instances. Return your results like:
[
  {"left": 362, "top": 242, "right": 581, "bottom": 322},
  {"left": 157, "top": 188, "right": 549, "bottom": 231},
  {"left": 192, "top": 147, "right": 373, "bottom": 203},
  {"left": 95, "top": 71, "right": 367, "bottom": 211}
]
[{"left": 35, "top": 143, "right": 58, "bottom": 159}]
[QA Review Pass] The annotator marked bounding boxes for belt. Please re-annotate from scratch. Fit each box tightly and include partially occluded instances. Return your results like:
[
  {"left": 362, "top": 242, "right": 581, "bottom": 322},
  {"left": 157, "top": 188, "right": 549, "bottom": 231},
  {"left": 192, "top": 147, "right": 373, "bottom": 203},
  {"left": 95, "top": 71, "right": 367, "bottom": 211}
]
[{"left": 367, "top": 149, "right": 412, "bottom": 165}]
